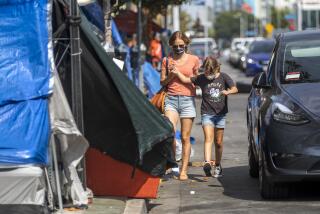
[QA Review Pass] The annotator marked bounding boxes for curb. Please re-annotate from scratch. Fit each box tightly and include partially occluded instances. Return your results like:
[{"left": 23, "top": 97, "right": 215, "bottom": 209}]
[{"left": 123, "top": 199, "right": 147, "bottom": 214}]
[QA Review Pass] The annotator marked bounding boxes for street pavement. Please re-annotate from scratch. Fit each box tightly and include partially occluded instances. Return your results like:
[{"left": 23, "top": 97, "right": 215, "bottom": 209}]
[{"left": 147, "top": 61, "right": 320, "bottom": 214}]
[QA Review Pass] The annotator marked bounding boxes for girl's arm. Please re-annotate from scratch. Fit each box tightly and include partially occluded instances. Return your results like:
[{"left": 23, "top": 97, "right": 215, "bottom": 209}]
[
  {"left": 171, "top": 68, "right": 192, "bottom": 84},
  {"left": 221, "top": 86, "right": 238, "bottom": 96}
]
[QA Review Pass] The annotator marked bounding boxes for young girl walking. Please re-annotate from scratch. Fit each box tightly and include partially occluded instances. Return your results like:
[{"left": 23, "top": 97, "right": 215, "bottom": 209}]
[{"left": 171, "top": 56, "right": 238, "bottom": 177}]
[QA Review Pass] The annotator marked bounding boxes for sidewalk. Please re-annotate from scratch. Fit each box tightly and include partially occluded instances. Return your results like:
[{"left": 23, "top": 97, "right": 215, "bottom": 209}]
[{"left": 62, "top": 197, "right": 147, "bottom": 214}]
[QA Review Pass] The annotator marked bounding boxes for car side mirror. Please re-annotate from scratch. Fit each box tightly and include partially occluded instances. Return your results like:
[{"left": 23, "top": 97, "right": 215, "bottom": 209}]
[{"left": 252, "top": 72, "right": 271, "bottom": 89}]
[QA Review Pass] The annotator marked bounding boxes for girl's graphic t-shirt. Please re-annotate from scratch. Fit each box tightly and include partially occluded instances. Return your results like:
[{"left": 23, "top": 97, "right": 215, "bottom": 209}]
[{"left": 191, "top": 73, "right": 235, "bottom": 116}]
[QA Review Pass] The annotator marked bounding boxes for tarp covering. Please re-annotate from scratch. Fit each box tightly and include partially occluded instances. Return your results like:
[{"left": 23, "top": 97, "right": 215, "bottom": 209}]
[
  {"left": 80, "top": 16, "right": 176, "bottom": 175},
  {"left": 0, "top": 167, "right": 45, "bottom": 205},
  {"left": 81, "top": 3, "right": 133, "bottom": 81},
  {"left": 0, "top": 0, "right": 53, "bottom": 104},
  {"left": 49, "top": 71, "right": 89, "bottom": 205},
  {"left": 81, "top": 3, "right": 104, "bottom": 32},
  {"left": 112, "top": 20, "right": 123, "bottom": 46},
  {"left": 0, "top": 0, "right": 52, "bottom": 165},
  {"left": 0, "top": 99, "right": 50, "bottom": 165},
  {"left": 143, "top": 62, "right": 161, "bottom": 98},
  {"left": 53, "top": 5, "right": 176, "bottom": 176}
]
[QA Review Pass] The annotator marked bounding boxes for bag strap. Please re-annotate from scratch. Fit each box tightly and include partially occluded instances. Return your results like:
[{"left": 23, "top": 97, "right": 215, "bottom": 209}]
[
  {"left": 163, "top": 57, "right": 170, "bottom": 89},
  {"left": 166, "top": 57, "right": 169, "bottom": 77}
]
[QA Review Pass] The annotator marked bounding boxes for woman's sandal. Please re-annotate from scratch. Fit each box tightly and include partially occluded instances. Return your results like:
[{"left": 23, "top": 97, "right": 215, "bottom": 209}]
[{"left": 179, "top": 174, "right": 188, "bottom": 181}]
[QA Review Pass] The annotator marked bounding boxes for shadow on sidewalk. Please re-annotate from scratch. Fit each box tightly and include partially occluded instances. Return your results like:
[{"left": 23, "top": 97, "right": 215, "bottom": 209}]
[{"left": 217, "top": 165, "right": 320, "bottom": 201}]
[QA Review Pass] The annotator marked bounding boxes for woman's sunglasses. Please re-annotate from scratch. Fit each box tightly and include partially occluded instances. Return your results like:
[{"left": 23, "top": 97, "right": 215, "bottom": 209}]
[{"left": 172, "top": 45, "right": 185, "bottom": 49}]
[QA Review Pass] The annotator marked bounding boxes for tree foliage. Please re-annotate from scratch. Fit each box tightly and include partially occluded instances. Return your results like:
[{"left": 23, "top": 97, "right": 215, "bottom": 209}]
[
  {"left": 132, "top": 0, "right": 190, "bottom": 15},
  {"left": 180, "top": 10, "right": 192, "bottom": 33},
  {"left": 271, "top": 6, "right": 290, "bottom": 29},
  {"left": 214, "top": 11, "right": 241, "bottom": 40}
]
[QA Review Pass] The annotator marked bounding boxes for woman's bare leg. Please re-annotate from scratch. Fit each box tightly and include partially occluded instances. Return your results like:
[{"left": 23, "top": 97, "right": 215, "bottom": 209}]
[
  {"left": 179, "top": 117, "right": 194, "bottom": 180},
  {"left": 164, "top": 110, "right": 179, "bottom": 158}
]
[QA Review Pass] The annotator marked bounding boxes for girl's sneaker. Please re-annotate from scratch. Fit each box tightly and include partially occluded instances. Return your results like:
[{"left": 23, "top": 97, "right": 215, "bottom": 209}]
[
  {"left": 213, "top": 165, "right": 222, "bottom": 178},
  {"left": 203, "top": 162, "right": 212, "bottom": 177}
]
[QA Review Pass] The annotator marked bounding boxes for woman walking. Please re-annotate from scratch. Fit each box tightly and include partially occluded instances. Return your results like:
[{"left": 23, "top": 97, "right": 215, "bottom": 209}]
[
  {"left": 172, "top": 56, "right": 238, "bottom": 178},
  {"left": 160, "top": 31, "right": 199, "bottom": 181}
]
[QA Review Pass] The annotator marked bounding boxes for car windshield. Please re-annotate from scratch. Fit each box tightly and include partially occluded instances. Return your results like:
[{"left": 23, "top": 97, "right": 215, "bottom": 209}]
[
  {"left": 282, "top": 39, "right": 320, "bottom": 84},
  {"left": 250, "top": 41, "right": 274, "bottom": 53}
]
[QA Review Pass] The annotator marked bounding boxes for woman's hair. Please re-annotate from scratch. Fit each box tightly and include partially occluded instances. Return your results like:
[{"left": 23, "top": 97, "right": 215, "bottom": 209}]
[
  {"left": 169, "top": 31, "right": 190, "bottom": 46},
  {"left": 203, "top": 56, "right": 221, "bottom": 75}
]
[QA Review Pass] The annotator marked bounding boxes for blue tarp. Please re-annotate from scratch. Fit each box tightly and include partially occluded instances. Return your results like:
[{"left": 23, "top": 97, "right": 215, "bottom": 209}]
[
  {"left": 0, "top": 0, "right": 52, "bottom": 165},
  {"left": 0, "top": 99, "right": 50, "bottom": 164},
  {"left": 80, "top": 4, "right": 134, "bottom": 80},
  {"left": 111, "top": 20, "right": 123, "bottom": 46},
  {"left": 0, "top": 0, "right": 52, "bottom": 105},
  {"left": 81, "top": 3, "right": 104, "bottom": 32},
  {"left": 143, "top": 62, "right": 161, "bottom": 98}
]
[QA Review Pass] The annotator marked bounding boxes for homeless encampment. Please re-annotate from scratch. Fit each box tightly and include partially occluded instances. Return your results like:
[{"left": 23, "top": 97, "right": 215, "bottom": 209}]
[
  {"left": 53, "top": 0, "right": 176, "bottom": 177},
  {"left": 0, "top": 0, "right": 89, "bottom": 212}
]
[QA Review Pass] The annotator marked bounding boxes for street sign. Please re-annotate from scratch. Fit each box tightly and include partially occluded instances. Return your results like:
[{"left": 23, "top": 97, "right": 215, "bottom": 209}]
[{"left": 265, "top": 23, "right": 274, "bottom": 34}]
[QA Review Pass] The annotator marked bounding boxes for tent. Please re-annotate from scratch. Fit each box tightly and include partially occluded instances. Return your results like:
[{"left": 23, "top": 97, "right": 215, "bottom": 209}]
[
  {"left": 0, "top": 0, "right": 89, "bottom": 212},
  {"left": 0, "top": 0, "right": 176, "bottom": 211},
  {"left": 53, "top": 1, "right": 176, "bottom": 176}
]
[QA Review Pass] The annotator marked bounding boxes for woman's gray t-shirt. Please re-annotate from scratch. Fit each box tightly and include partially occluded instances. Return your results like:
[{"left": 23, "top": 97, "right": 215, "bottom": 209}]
[{"left": 191, "top": 73, "right": 235, "bottom": 116}]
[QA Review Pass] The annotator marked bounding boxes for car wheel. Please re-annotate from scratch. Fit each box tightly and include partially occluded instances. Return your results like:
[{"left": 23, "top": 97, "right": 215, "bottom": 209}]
[
  {"left": 248, "top": 143, "right": 259, "bottom": 178},
  {"left": 259, "top": 153, "right": 289, "bottom": 199}
]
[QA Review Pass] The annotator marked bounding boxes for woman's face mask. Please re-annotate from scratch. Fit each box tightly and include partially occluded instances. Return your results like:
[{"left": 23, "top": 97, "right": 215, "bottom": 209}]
[
  {"left": 172, "top": 44, "right": 185, "bottom": 55},
  {"left": 205, "top": 74, "right": 216, "bottom": 80},
  {"left": 204, "top": 68, "right": 217, "bottom": 80}
]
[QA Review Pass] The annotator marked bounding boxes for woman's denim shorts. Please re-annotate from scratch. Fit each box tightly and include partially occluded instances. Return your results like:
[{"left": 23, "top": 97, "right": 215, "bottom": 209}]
[
  {"left": 201, "top": 114, "right": 226, "bottom": 128},
  {"left": 164, "top": 95, "right": 196, "bottom": 118}
]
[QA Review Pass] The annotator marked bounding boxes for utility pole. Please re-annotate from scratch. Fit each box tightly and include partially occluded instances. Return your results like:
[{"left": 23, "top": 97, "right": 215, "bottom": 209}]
[
  {"left": 137, "top": 0, "right": 144, "bottom": 92},
  {"left": 266, "top": 0, "right": 271, "bottom": 24},
  {"left": 69, "top": 0, "right": 86, "bottom": 189},
  {"left": 173, "top": 5, "right": 180, "bottom": 31},
  {"left": 103, "top": 0, "right": 115, "bottom": 55},
  {"left": 297, "top": 0, "right": 302, "bottom": 31}
]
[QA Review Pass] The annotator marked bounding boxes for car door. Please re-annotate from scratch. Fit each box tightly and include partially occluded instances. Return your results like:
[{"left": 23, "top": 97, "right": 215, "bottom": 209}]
[
  {"left": 249, "top": 40, "right": 279, "bottom": 156},
  {"left": 248, "top": 73, "right": 265, "bottom": 154}
]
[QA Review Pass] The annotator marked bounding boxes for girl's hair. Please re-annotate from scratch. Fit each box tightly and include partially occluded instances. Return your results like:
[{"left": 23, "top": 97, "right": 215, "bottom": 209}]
[
  {"left": 169, "top": 31, "right": 191, "bottom": 46},
  {"left": 203, "top": 56, "right": 221, "bottom": 74}
]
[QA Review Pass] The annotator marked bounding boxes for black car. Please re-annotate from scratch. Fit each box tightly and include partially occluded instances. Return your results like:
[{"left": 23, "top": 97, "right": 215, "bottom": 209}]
[{"left": 247, "top": 30, "right": 320, "bottom": 199}]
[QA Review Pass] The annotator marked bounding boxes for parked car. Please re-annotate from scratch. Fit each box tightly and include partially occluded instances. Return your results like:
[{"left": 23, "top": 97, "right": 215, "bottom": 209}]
[
  {"left": 245, "top": 40, "right": 275, "bottom": 76},
  {"left": 247, "top": 30, "right": 320, "bottom": 199},
  {"left": 229, "top": 37, "right": 261, "bottom": 68},
  {"left": 229, "top": 37, "right": 246, "bottom": 67},
  {"left": 190, "top": 37, "right": 219, "bottom": 66},
  {"left": 239, "top": 37, "right": 264, "bottom": 71}
]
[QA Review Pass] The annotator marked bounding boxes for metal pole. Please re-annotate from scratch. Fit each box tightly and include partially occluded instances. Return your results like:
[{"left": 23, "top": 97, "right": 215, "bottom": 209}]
[
  {"left": 51, "top": 135, "right": 63, "bottom": 212},
  {"left": 69, "top": 0, "right": 86, "bottom": 187},
  {"left": 240, "top": 15, "right": 243, "bottom": 37},
  {"left": 297, "top": 0, "right": 302, "bottom": 31},
  {"left": 173, "top": 5, "right": 180, "bottom": 31},
  {"left": 204, "top": 25, "right": 208, "bottom": 56},
  {"left": 137, "top": 0, "right": 144, "bottom": 92}
]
